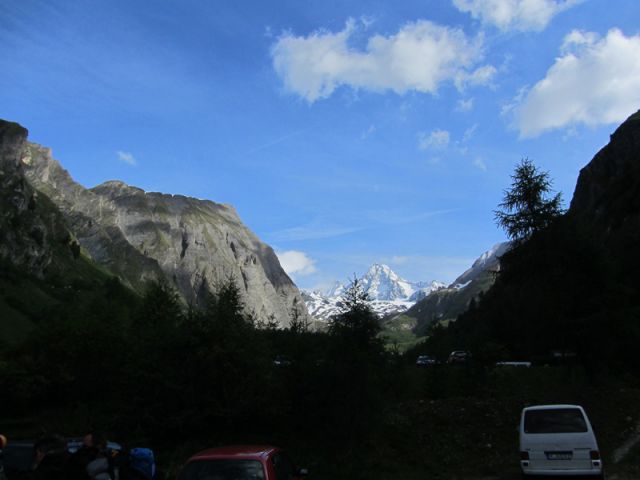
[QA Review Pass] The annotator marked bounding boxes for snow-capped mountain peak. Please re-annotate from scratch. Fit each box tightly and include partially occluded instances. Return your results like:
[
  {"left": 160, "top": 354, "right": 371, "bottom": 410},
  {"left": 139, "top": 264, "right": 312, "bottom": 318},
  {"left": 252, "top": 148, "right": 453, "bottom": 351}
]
[
  {"left": 304, "top": 264, "right": 445, "bottom": 321},
  {"left": 361, "top": 263, "right": 415, "bottom": 301}
]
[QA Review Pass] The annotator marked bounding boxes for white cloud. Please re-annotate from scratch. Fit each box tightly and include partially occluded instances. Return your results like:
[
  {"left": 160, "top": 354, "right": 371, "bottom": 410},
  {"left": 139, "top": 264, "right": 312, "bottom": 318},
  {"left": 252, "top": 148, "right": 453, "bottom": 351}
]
[
  {"left": 116, "top": 150, "right": 137, "bottom": 166},
  {"left": 271, "top": 19, "right": 494, "bottom": 102},
  {"left": 462, "top": 123, "right": 478, "bottom": 142},
  {"left": 452, "top": 0, "right": 581, "bottom": 32},
  {"left": 456, "top": 98, "right": 474, "bottom": 112},
  {"left": 418, "top": 129, "right": 450, "bottom": 150},
  {"left": 361, "top": 124, "right": 376, "bottom": 140},
  {"left": 277, "top": 250, "right": 317, "bottom": 276},
  {"left": 473, "top": 157, "right": 488, "bottom": 171},
  {"left": 510, "top": 29, "right": 640, "bottom": 137}
]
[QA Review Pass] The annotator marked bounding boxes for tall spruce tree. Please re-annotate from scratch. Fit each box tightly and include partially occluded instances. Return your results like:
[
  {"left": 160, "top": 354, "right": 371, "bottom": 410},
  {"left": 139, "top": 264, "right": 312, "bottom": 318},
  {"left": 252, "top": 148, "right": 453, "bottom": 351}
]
[
  {"left": 329, "top": 276, "right": 380, "bottom": 345},
  {"left": 494, "top": 158, "right": 564, "bottom": 242}
]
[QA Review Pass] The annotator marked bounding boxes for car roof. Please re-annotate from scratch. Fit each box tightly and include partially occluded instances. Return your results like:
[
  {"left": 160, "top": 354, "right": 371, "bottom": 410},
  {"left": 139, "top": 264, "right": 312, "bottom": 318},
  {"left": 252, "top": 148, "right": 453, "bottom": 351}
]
[
  {"left": 188, "top": 445, "right": 280, "bottom": 462},
  {"left": 522, "top": 404, "right": 583, "bottom": 412}
]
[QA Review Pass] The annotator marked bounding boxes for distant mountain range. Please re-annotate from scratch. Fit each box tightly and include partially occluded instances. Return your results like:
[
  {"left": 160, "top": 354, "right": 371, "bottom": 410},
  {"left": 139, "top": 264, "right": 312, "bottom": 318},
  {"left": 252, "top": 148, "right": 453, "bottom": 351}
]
[
  {"left": 303, "top": 263, "right": 445, "bottom": 321},
  {"left": 303, "top": 243, "right": 510, "bottom": 335}
]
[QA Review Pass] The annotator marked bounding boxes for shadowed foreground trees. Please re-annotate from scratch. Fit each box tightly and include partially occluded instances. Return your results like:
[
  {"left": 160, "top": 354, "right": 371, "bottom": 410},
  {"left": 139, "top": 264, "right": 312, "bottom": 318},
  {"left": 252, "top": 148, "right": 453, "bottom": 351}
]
[{"left": 0, "top": 276, "right": 393, "bottom": 446}]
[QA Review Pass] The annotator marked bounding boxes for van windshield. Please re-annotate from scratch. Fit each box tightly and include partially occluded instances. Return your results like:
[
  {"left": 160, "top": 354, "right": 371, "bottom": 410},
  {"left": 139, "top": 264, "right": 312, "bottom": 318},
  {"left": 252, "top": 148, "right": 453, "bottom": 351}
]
[{"left": 524, "top": 408, "right": 588, "bottom": 433}]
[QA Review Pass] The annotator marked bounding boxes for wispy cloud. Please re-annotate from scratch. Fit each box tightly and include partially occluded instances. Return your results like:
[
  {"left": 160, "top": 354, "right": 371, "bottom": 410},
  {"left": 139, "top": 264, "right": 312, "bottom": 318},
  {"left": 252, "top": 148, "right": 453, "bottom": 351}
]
[
  {"left": 462, "top": 123, "right": 478, "bottom": 142},
  {"left": 116, "top": 150, "right": 137, "bottom": 166},
  {"left": 417, "top": 129, "right": 450, "bottom": 151},
  {"left": 271, "top": 18, "right": 494, "bottom": 102},
  {"left": 245, "top": 130, "right": 305, "bottom": 155},
  {"left": 360, "top": 124, "right": 376, "bottom": 140},
  {"left": 473, "top": 157, "right": 487, "bottom": 171},
  {"left": 269, "top": 221, "right": 363, "bottom": 242},
  {"left": 365, "top": 208, "right": 458, "bottom": 226},
  {"left": 456, "top": 98, "right": 474, "bottom": 112}
]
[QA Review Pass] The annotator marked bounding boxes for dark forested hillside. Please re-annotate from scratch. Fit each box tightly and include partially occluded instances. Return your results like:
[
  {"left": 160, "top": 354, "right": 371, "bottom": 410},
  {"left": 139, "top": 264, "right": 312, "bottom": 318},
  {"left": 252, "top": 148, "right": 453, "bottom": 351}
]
[{"left": 420, "top": 111, "right": 640, "bottom": 373}]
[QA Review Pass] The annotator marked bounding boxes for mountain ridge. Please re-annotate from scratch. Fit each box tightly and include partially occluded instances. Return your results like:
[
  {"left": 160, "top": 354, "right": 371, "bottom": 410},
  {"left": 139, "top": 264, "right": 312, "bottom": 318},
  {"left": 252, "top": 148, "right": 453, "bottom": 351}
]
[
  {"left": 304, "top": 263, "right": 446, "bottom": 321},
  {"left": 2, "top": 119, "right": 310, "bottom": 327}
]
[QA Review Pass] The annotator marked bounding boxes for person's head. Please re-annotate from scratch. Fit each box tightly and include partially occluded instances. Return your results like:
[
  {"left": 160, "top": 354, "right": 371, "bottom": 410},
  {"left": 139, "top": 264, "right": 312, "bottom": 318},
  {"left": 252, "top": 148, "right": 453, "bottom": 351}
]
[
  {"left": 34, "top": 435, "right": 66, "bottom": 465},
  {"left": 83, "top": 432, "right": 107, "bottom": 451},
  {"left": 0, "top": 434, "right": 7, "bottom": 449}
]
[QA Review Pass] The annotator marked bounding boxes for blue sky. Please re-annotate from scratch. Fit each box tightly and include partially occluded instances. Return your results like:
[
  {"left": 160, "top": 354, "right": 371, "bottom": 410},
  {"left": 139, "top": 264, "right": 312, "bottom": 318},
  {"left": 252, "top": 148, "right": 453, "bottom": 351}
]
[{"left": 2, "top": 0, "right": 640, "bottom": 290}]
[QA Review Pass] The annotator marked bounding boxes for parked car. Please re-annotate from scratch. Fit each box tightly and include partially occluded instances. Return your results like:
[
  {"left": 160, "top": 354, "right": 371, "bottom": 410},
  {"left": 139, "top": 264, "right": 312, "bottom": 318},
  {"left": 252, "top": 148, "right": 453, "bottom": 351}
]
[
  {"left": 273, "top": 355, "right": 292, "bottom": 367},
  {"left": 415, "top": 355, "right": 436, "bottom": 367},
  {"left": 178, "top": 445, "right": 307, "bottom": 480},
  {"left": 519, "top": 404, "right": 603, "bottom": 479},
  {"left": 447, "top": 350, "right": 471, "bottom": 364},
  {"left": 495, "top": 361, "right": 532, "bottom": 368}
]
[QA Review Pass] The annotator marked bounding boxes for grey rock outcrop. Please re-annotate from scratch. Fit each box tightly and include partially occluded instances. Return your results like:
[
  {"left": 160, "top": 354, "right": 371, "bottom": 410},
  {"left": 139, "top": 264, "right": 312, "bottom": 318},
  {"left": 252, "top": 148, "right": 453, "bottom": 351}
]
[
  {"left": 0, "top": 121, "right": 76, "bottom": 276},
  {"left": 19, "top": 134, "right": 309, "bottom": 327}
]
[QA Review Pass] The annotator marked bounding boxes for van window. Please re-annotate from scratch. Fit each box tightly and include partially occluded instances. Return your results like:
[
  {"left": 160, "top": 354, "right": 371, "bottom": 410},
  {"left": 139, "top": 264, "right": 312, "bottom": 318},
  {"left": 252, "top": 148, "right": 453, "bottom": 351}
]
[{"left": 524, "top": 408, "right": 588, "bottom": 433}]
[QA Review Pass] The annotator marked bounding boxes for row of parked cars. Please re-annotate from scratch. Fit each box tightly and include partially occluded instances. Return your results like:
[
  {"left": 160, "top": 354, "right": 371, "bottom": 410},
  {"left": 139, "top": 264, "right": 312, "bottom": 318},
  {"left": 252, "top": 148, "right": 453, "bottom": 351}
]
[
  {"left": 415, "top": 350, "right": 471, "bottom": 366},
  {"left": 0, "top": 406, "right": 604, "bottom": 479},
  {"left": 416, "top": 352, "right": 536, "bottom": 368},
  {"left": 0, "top": 437, "right": 307, "bottom": 480}
]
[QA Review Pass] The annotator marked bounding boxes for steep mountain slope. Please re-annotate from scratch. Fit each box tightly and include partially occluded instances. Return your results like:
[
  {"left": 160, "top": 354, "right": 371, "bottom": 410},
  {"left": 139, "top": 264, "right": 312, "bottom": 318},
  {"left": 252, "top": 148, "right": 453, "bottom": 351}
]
[
  {"left": 392, "top": 242, "right": 510, "bottom": 335},
  {"left": 6, "top": 119, "right": 308, "bottom": 327},
  {"left": 569, "top": 110, "right": 640, "bottom": 282},
  {"left": 0, "top": 121, "right": 114, "bottom": 343}
]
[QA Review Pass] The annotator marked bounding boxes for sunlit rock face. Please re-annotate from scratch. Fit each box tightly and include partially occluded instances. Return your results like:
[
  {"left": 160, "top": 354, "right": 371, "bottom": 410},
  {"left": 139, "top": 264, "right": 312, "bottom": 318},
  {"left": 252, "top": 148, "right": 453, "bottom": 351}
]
[
  {"left": 19, "top": 131, "right": 309, "bottom": 327},
  {"left": 0, "top": 120, "right": 72, "bottom": 276}
]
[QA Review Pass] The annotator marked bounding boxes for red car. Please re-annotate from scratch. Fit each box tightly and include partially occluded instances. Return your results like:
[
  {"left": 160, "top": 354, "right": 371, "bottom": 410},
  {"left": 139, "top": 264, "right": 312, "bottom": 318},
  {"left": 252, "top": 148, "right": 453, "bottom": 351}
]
[{"left": 178, "top": 445, "right": 308, "bottom": 480}]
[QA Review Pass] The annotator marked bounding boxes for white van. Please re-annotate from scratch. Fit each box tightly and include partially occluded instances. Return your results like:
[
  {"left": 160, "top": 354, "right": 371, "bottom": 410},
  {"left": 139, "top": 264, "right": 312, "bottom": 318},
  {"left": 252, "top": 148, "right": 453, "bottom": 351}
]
[{"left": 519, "top": 404, "right": 603, "bottom": 478}]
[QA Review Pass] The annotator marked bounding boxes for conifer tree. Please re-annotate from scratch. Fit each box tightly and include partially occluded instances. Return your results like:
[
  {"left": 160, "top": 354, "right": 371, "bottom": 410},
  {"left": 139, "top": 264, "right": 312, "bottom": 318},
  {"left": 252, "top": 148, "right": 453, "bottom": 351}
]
[{"left": 494, "top": 158, "right": 564, "bottom": 242}]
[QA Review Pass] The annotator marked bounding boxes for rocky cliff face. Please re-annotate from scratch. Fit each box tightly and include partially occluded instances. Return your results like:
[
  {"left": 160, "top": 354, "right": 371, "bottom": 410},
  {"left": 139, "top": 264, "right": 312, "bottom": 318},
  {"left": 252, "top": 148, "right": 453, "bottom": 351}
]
[
  {"left": 0, "top": 121, "right": 77, "bottom": 276},
  {"left": 569, "top": 110, "right": 640, "bottom": 284},
  {"left": 15, "top": 126, "right": 309, "bottom": 327},
  {"left": 570, "top": 110, "right": 640, "bottom": 245}
]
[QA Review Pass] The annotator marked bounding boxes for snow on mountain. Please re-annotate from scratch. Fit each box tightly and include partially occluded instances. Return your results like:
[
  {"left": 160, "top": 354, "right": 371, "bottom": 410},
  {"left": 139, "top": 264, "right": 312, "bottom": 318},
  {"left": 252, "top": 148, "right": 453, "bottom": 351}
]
[
  {"left": 304, "top": 264, "right": 445, "bottom": 321},
  {"left": 450, "top": 242, "right": 511, "bottom": 288},
  {"left": 361, "top": 264, "right": 415, "bottom": 300},
  {"left": 408, "top": 280, "right": 448, "bottom": 301},
  {"left": 324, "top": 281, "right": 346, "bottom": 298}
]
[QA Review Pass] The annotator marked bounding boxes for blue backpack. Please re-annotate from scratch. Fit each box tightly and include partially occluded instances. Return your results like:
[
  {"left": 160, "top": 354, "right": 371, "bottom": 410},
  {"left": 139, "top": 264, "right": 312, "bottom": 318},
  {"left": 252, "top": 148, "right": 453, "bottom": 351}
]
[{"left": 128, "top": 448, "right": 155, "bottom": 480}]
